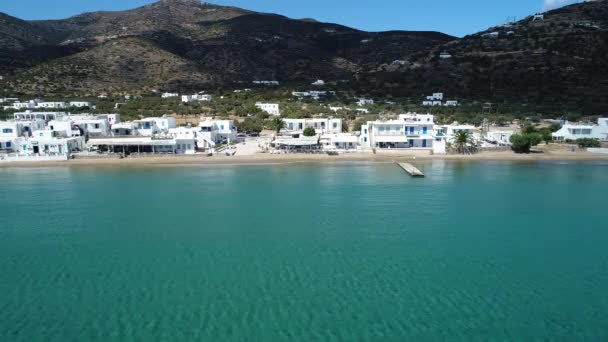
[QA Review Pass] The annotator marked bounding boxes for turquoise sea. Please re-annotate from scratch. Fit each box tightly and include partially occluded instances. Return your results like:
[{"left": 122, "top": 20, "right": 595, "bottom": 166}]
[{"left": 1, "top": 161, "right": 608, "bottom": 341}]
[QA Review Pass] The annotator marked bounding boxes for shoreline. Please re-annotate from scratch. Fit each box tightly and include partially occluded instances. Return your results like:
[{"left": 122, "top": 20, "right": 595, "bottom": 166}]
[{"left": 2, "top": 150, "right": 608, "bottom": 168}]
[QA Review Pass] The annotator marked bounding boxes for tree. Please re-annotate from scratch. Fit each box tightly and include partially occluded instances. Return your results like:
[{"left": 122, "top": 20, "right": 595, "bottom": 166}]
[
  {"left": 532, "top": 127, "right": 554, "bottom": 144},
  {"left": 451, "top": 130, "right": 477, "bottom": 154},
  {"left": 510, "top": 133, "right": 542, "bottom": 153},
  {"left": 238, "top": 118, "right": 263, "bottom": 133},
  {"left": 342, "top": 121, "right": 350, "bottom": 133},
  {"left": 271, "top": 117, "right": 285, "bottom": 133},
  {"left": 303, "top": 127, "right": 316, "bottom": 137},
  {"left": 352, "top": 119, "right": 366, "bottom": 132}
]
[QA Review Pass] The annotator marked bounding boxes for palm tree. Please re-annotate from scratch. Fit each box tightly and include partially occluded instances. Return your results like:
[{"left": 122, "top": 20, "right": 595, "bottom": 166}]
[
  {"left": 271, "top": 117, "right": 285, "bottom": 133},
  {"left": 451, "top": 130, "right": 477, "bottom": 154}
]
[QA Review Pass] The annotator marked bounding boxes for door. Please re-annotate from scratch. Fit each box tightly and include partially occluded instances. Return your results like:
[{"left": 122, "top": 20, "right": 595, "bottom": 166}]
[
  {"left": 423, "top": 126, "right": 428, "bottom": 135},
  {"left": 33, "top": 146, "right": 39, "bottom": 154},
  {"left": 409, "top": 139, "right": 414, "bottom": 147},
  {"left": 422, "top": 140, "right": 427, "bottom": 148}
]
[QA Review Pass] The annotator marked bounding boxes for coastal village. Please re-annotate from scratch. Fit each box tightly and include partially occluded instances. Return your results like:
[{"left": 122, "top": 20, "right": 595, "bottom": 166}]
[{"left": 1, "top": 90, "right": 607, "bottom": 163}]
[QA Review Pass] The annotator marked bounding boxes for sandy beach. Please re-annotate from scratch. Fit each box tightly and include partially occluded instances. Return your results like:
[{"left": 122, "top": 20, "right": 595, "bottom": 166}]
[{"left": 2, "top": 148, "right": 608, "bottom": 168}]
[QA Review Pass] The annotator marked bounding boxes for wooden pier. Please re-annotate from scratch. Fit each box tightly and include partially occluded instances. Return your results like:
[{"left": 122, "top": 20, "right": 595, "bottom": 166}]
[{"left": 397, "top": 163, "right": 425, "bottom": 177}]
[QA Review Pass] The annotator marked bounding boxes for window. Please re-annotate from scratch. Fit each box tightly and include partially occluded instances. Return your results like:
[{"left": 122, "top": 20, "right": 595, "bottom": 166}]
[
  {"left": 364, "top": 129, "right": 368, "bottom": 134},
  {"left": 6, "top": 142, "right": 11, "bottom": 148},
  {"left": 333, "top": 123, "right": 337, "bottom": 129},
  {"left": 94, "top": 124, "right": 100, "bottom": 129},
  {"left": 1, "top": 128, "right": 13, "bottom": 134},
  {"left": 364, "top": 137, "right": 368, "bottom": 142}
]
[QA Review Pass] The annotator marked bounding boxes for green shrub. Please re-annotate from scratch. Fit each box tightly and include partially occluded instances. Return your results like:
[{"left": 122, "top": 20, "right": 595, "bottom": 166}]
[
  {"left": 576, "top": 138, "right": 601, "bottom": 148},
  {"left": 510, "top": 133, "right": 542, "bottom": 153},
  {"left": 303, "top": 127, "right": 316, "bottom": 137}
]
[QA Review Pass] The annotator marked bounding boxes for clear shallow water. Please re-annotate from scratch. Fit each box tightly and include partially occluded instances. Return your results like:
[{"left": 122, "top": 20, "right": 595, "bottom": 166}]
[{"left": 1, "top": 161, "right": 607, "bottom": 341}]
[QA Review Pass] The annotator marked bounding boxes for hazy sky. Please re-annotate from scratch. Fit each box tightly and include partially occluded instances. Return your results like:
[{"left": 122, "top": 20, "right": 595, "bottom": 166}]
[{"left": 0, "top": 0, "right": 581, "bottom": 37}]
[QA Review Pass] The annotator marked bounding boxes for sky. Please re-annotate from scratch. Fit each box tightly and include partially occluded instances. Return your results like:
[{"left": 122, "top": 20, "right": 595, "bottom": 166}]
[{"left": 0, "top": 0, "right": 582, "bottom": 37}]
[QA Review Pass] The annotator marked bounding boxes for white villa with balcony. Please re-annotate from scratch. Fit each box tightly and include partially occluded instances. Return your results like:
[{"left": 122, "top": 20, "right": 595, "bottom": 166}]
[
  {"left": 552, "top": 118, "right": 608, "bottom": 142},
  {"left": 360, "top": 114, "right": 436, "bottom": 149},
  {"left": 283, "top": 118, "right": 342, "bottom": 135}
]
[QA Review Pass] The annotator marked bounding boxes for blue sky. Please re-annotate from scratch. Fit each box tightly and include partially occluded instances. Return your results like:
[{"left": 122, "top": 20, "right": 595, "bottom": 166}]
[{"left": 0, "top": 0, "right": 580, "bottom": 37}]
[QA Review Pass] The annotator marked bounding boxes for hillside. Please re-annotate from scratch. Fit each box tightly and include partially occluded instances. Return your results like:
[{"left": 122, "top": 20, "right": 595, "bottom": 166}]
[
  {"left": 369, "top": 0, "right": 608, "bottom": 114},
  {"left": 0, "top": 0, "right": 454, "bottom": 96},
  {"left": 0, "top": 0, "right": 607, "bottom": 115}
]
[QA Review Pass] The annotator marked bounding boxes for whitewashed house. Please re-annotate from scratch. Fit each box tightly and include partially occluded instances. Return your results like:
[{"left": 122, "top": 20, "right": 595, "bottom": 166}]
[
  {"left": 182, "top": 94, "right": 213, "bottom": 103},
  {"left": 19, "top": 130, "right": 85, "bottom": 157},
  {"left": 196, "top": 120, "right": 237, "bottom": 148},
  {"left": 36, "top": 102, "right": 67, "bottom": 109},
  {"left": 253, "top": 80, "right": 280, "bottom": 86},
  {"left": 162, "top": 92, "right": 179, "bottom": 98},
  {"left": 357, "top": 98, "right": 374, "bottom": 106},
  {"left": 359, "top": 114, "right": 436, "bottom": 149},
  {"left": 552, "top": 118, "right": 608, "bottom": 142},
  {"left": 283, "top": 118, "right": 343, "bottom": 135},
  {"left": 68, "top": 101, "right": 95, "bottom": 109},
  {"left": 14, "top": 111, "right": 65, "bottom": 122},
  {"left": 484, "top": 130, "right": 515, "bottom": 146},
  {"left": 46, "top": 119, "right": 83, "bottom": 138},
  {"left": 0, "top": 120, "right": 46, "bottom": 139},
  {"left": 8, "top": 101, "right": 37, "bottom": 110},
  {"left": 255, "top": 103, "right": 280, "bottom": 116},
  {"left": 311, "top": 80, "right": 325, "bottom": 86},
  {"left": 444, "top": 100, "right": 459, "bottom": 106},
  {"left": 320, "top": 133, "right": 359, "bottom": 152},
  {"left": 436, "top": 124, "right": 480, "bottom": 144},
  {"left": 111, "top": 122, "right": 142, "bottom": 136}
]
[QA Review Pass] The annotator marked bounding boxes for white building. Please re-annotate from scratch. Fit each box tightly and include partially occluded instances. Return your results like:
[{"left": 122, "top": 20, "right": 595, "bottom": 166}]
[
  {"left": 253, "top": 80, "right": 280, "bottom": 86},
  {"left": 36, "top": 102, "right": 68, "bottom": 109},
  {"left": 444, "top": 100, "right": 459, "bottom": 106},
  {"left": 109, "top": 117, "right": 173, "bottom": 137},
  {"left": 14, "top": 111, "right": 65, "bottom": 122},
  {"left": 7, "top": 101, "right": 37, "bottom": 110},
  {"left": 359, "top": 114, "right": 436, "bottom": 149},
  {"left": 422, "top": 101, "right": 443, "bottom": 106},
  {"left": 435, "top": 124, "right": 480, "bottom": 144},
  {"left": 320, "top": 133, "right": 359, "bottom": 152},
  {"left": 283, "top": 118, "right": 343, "bottom": 135},
  {"left": 552, "top": 118, "right": 608, "bottom": 142},
  {"left": 0, "top": 120, "right": 46, "bottom": 139},
  {"left": 88, "top": 136, "right": 195, "bottom": 155},
  {"left": 426, "top": 93, "right": 444, "bottom": 101},
  {"left": 484, "top": 130, "right": 515, "bottom": 146},
  {"left": 196, "top": 120, "right": 237, "bottom": 148},
  {"left": 19, "top": 130, "right": 85, "bottom": 157},
  {"left": 68, "top": 101, "right": 95, "bottom": 108},
  {"left": 311, "top": 80, "right": 325, "bottom": 86},
  {"left": 255, "top": 103, "right": 280, "bottom": 116},
  {"left": 182, "top": 94, "right": 213, "bottom": 103},
  {"left": 46, "top": 119, "right": 83, "bottom": 138},
  {"left": 162, "top": 92, "right": 179, "bottom": 98},
  {"left": 439, "top": 52, "right": 452, "bottom": 59},
  {"left": 357, "top": 98, "right": 374, "bottom": 106}
]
